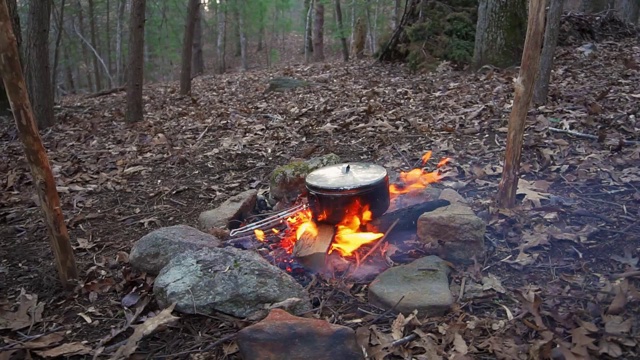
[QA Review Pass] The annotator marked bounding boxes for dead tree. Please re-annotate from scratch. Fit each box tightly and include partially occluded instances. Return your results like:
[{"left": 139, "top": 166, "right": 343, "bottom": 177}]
[
  {"left": 0, "top": 0, "right": 78, "bottom": 287},
  {"left": 25, "top": 0, "right": 55, "bottom": 128},
  {"left": 125, "top": 0, "right": 145, "bottom": 123},
  {"left": 180, "top": 0, "right": 200, "bottom": 95},
  {"left": 497, "top": 0, "right": 548, "bottom": 208},
  {"left": 534, "top": 0, "right": 564, "bottom": 105}
]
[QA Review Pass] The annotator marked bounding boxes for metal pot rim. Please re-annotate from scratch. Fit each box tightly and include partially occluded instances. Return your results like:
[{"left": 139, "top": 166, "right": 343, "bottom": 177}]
[{"left": 305, "top": 162, "right": 388, "bottom": 191}]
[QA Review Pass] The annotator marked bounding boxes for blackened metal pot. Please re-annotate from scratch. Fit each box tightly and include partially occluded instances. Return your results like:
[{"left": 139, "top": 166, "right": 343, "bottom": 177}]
[{"left": 305, "top": 163, "right": 390, "bottom": 225}]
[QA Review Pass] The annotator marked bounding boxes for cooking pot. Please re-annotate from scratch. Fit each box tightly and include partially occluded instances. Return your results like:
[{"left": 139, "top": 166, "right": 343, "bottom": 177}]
[{"left": 305, "top": 163, "right": 390, "bottom": 225}]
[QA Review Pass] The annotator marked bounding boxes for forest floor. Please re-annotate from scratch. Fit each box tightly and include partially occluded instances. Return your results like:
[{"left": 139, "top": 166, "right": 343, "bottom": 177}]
[{"left": 1, "top": 36, "right": 640, "bottom": 359}]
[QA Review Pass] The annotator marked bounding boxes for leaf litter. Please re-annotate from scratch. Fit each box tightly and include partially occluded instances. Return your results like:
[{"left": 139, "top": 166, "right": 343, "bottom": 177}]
[{"left": 0, "top": 35, "right": 639, "bottom": 358}]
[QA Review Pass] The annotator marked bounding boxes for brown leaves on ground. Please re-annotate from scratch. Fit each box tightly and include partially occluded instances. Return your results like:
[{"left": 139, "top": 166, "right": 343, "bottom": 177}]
[{"left": 0, "top": 33, "right": 639, "bottom": 358}]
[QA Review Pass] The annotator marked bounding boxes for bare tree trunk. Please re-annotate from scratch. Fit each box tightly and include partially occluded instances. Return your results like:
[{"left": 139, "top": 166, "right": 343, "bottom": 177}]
[
  {"left": 391, "top": 0, "right": 401, "bottom": 30},
  {"left": 237, "top": 0, "right": 248, "bottom": 71},
  {"left": 126, "top": 0, "right": 145, "bottom": 123},
  {"left": 116, "top": 0, "right": 126, "bottom": 85},
  {"left": 335, "top": 0, "right": 349, "bottom": 61},
  {"left": 106, "top": 0, "right": 112, "bottom": 75},
  {"left": 75, "top": 1, "right": 94, "bottom": 91},
  {"left": 180, "top": 0, "right": 199, "bottom": 95},
  {"left": 88, "top": 0, "right": 102, "bottom": 90},
  {"left": 216, "top": 0, "right": 226, "bottom": 74},
  {"left": 0, "top": 2, "right": 78, "bottom": 288},
  {"left": 615, "top": 0, "right": 640, "bottom": 24},
  {"left": 473, "top": 0, "right": 528, "bottom": 69},
  {"left": 25, "top": 0, "right": 55, "bottom": 128},
  {"left": 63, "top": 45, "right": 76, "bottom": 94},
  {"left": 534, "top": 0, "right": 564, "bottom": 105},
  {"left": 313, "top": 1, "right": 325, "bottom": 61},
  {"left": 352, "top": 17, "right": 366, "bottom": 59},
  {"left": 497, "top": 0, "right": 548, "bottom": 208},
  {"left": 304, "top": 0, "right": 314, "bottom": 62},
  {"left": 1, "top": 0, "right": 21, "bottom": 114},
  {"left": 52, "top": 0, "right": 66, "bottom": 99},
  {"left": 192, "top": 5, "right": 204, "bottom": 75}
]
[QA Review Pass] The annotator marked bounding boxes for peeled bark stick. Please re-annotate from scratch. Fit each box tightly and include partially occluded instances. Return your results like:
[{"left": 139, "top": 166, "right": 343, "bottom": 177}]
[
  {"left": 496, "top": 0, "right": 548, "bottom": 208},
  {"left": 0, "top": 1, "right": 78, "bottom": 287},
  {"left": 293, "top": 223, "right": 335, "bottom": 272}
]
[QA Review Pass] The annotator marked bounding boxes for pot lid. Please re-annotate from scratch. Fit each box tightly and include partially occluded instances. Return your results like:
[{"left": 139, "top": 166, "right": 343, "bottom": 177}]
[{"left": 305, "top": 163, "right": 388, "bottom": 190}]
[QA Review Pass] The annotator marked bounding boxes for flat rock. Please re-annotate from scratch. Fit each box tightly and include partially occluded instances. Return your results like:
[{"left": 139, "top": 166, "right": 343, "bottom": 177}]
[
  {"left": 237, "top": 309, "right": 364, "bottom": 360},
  {"left": 269, "top": 153, "right": 341, "bottom": 202},
  {"left": 438, "top": 188, "right": 467, "bottom": 204},
  {"left": 153, "top": 248, "right": 311, "bottom": 318},
  {"left": 129, "top": 225, "right": 221, "bottom": 275},
  {"left": 368, "top": 256, "right": 452, "bottom": 316},
  {"left": 416, "top": 202, "right": 486, "bottom": 264},
  {"left": 198, "top": 189, "right": 257, "bottom": 230}
]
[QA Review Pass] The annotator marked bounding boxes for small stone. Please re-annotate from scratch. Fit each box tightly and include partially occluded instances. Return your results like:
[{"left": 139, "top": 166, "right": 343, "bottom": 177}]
[
  {"left": 237, "top": 309, "right": 364, "bottom": 360},
  {"left": 417, "top": 203, "right": 486, "bottom": 264},
  {"left": 153, "top": 248, "right": 311, "bottom": 318},
  {"left": 198, "top": 189, "right": 257, "bottom": 230},
  {"left": 368, "top": 256, "right": 452, "bottom": 316},
  {"left": 269, "top": 153, "right": 341, "bottom": 202},
  {"left": 129, "top": 225, "right": 221, "bottom": 275},
  {"left": 438, "top": 188, "right": 467, "bottom": 204}
]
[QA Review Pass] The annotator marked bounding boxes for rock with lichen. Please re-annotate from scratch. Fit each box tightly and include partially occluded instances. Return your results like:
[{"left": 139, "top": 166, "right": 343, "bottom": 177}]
[{"left": 269, "top": 154, "right": 341, "bottom": 203}]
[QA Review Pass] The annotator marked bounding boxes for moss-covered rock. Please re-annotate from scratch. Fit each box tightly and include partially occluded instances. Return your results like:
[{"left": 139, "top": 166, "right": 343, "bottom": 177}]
[
  {"left": 383, "top": 0, "right": 478, "bottom": 71},
  {"left": 269, "top": 154, "right": 341, "bottom": 203}
]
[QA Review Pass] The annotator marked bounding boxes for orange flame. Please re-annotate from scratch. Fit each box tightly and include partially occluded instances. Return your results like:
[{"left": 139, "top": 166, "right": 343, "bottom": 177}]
[
  {"left": 389, "top": 152, "right": 450, "bottom": 196},
  {"left": 254, "top": 229, "right": 266, "bottom": 241}
]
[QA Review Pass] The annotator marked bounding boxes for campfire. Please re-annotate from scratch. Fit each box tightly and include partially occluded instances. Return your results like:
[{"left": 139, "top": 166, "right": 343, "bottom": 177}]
[{"left": 234, "top": 152, "right": 450, "bottom": 274}]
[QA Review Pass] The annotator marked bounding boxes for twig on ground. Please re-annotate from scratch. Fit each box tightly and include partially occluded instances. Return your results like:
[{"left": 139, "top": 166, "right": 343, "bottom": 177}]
[
  {"left": 390, "top": 333, "right": 418, "bottom": 347},
  {"left": 458, "top": 276, "right": 466, "bottom": 302},
  {"left": 363, "top": 295, "right": 406, "bottom": 327},
  {"left": 610, "top": 270, "right": 640, "bottom": 280},
  {"left": 155, "top": 333, "right": 238, "bottom": 358},
  {"left": 549, "top": 127, "right": 640, "bottom": 145}
]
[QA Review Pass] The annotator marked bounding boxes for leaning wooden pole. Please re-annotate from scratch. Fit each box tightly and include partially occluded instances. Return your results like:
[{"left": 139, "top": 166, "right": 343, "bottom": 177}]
[
  {"left": 0, "top": 0, "right": 78, "bottom": 287},
  {"left": 496, "top": 0, "right": 548, "bottom": 208}
]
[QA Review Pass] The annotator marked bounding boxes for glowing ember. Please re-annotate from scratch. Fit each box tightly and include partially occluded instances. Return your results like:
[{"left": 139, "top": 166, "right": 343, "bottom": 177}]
[{"left": 254, "top": 229, "right": 266, "bottom": 241}]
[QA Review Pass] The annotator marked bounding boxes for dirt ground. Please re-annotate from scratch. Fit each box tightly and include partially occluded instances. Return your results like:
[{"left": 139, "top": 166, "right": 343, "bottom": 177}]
[{"left": 1, "top": 33, "right": 639, "bottom": 358}]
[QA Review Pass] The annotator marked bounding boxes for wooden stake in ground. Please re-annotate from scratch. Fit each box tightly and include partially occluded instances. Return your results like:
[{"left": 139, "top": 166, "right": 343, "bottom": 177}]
[
  {"left": 496, "top": 0, "right": 548, "bottom": 208},
  {"left": 0, "top": 0, "right": 78, "bottom": 287}
]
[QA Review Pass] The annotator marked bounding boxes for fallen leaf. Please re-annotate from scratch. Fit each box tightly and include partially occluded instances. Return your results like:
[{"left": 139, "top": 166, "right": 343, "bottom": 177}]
[
  {"left": 110, "top": 303, "right": 179, "bottom": 359},
  {"left": 453, "top": 333, "right": 468, "bottom": 354},
  {"left": 517, "top": 179, "right": 550, "bottom": 207},
  {"left": 34, "top": 342, "right": 91, "bottom": 358},
  {"left": 0, "top": 290, "right": 44, "bottom": 331},
  {"left": 598, "top": 338, "right": 623, "bottom": 358},
  {"left": 481, "top": 273, "right": 506, "bottom": 293},
  {"left": 603, "top": 315, "right": 632, "bottom": 335}
]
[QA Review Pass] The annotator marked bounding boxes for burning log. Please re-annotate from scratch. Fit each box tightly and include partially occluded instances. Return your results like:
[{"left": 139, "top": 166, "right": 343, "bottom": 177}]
[
  {"left": 366, "top": 199, "right": 450, "bottom": 233},
  {"left": 292, "top": 222, "right": 335, "bottom": 272}
]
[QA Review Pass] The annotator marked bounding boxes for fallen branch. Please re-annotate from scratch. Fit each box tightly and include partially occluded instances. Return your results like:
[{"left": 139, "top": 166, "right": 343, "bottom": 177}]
[
  {"left": 84, "top": 86, "right": 125, "bottom": 99},
  {"left": 549, "top": 127, "right": 640, "bottom": 145}
]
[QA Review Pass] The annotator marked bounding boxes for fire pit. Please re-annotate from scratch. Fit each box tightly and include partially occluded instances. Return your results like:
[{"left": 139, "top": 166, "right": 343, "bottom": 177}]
[{"left": 229, "top": 152, "right": 451, "bottom": 276}]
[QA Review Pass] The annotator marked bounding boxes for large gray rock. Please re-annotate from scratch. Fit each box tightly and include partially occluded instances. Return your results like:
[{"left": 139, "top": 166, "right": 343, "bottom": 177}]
[
  {"left": 368, "top": 256, "right": 452, "bottom": 316},
  {"left": 198, "top": 189, "right": 258, "bottom": 230},
  {"left": 417, "top": 191, "right": 486, "bottom": 264},
  {"left": 153, "top": 247, "right": 311, "bottom": 318},
  {"left": 129, "top": 225, "right": 221, "bottom": 275},
  {"left": 269, "top": 153, "right": 341, "bottom": 202}
]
